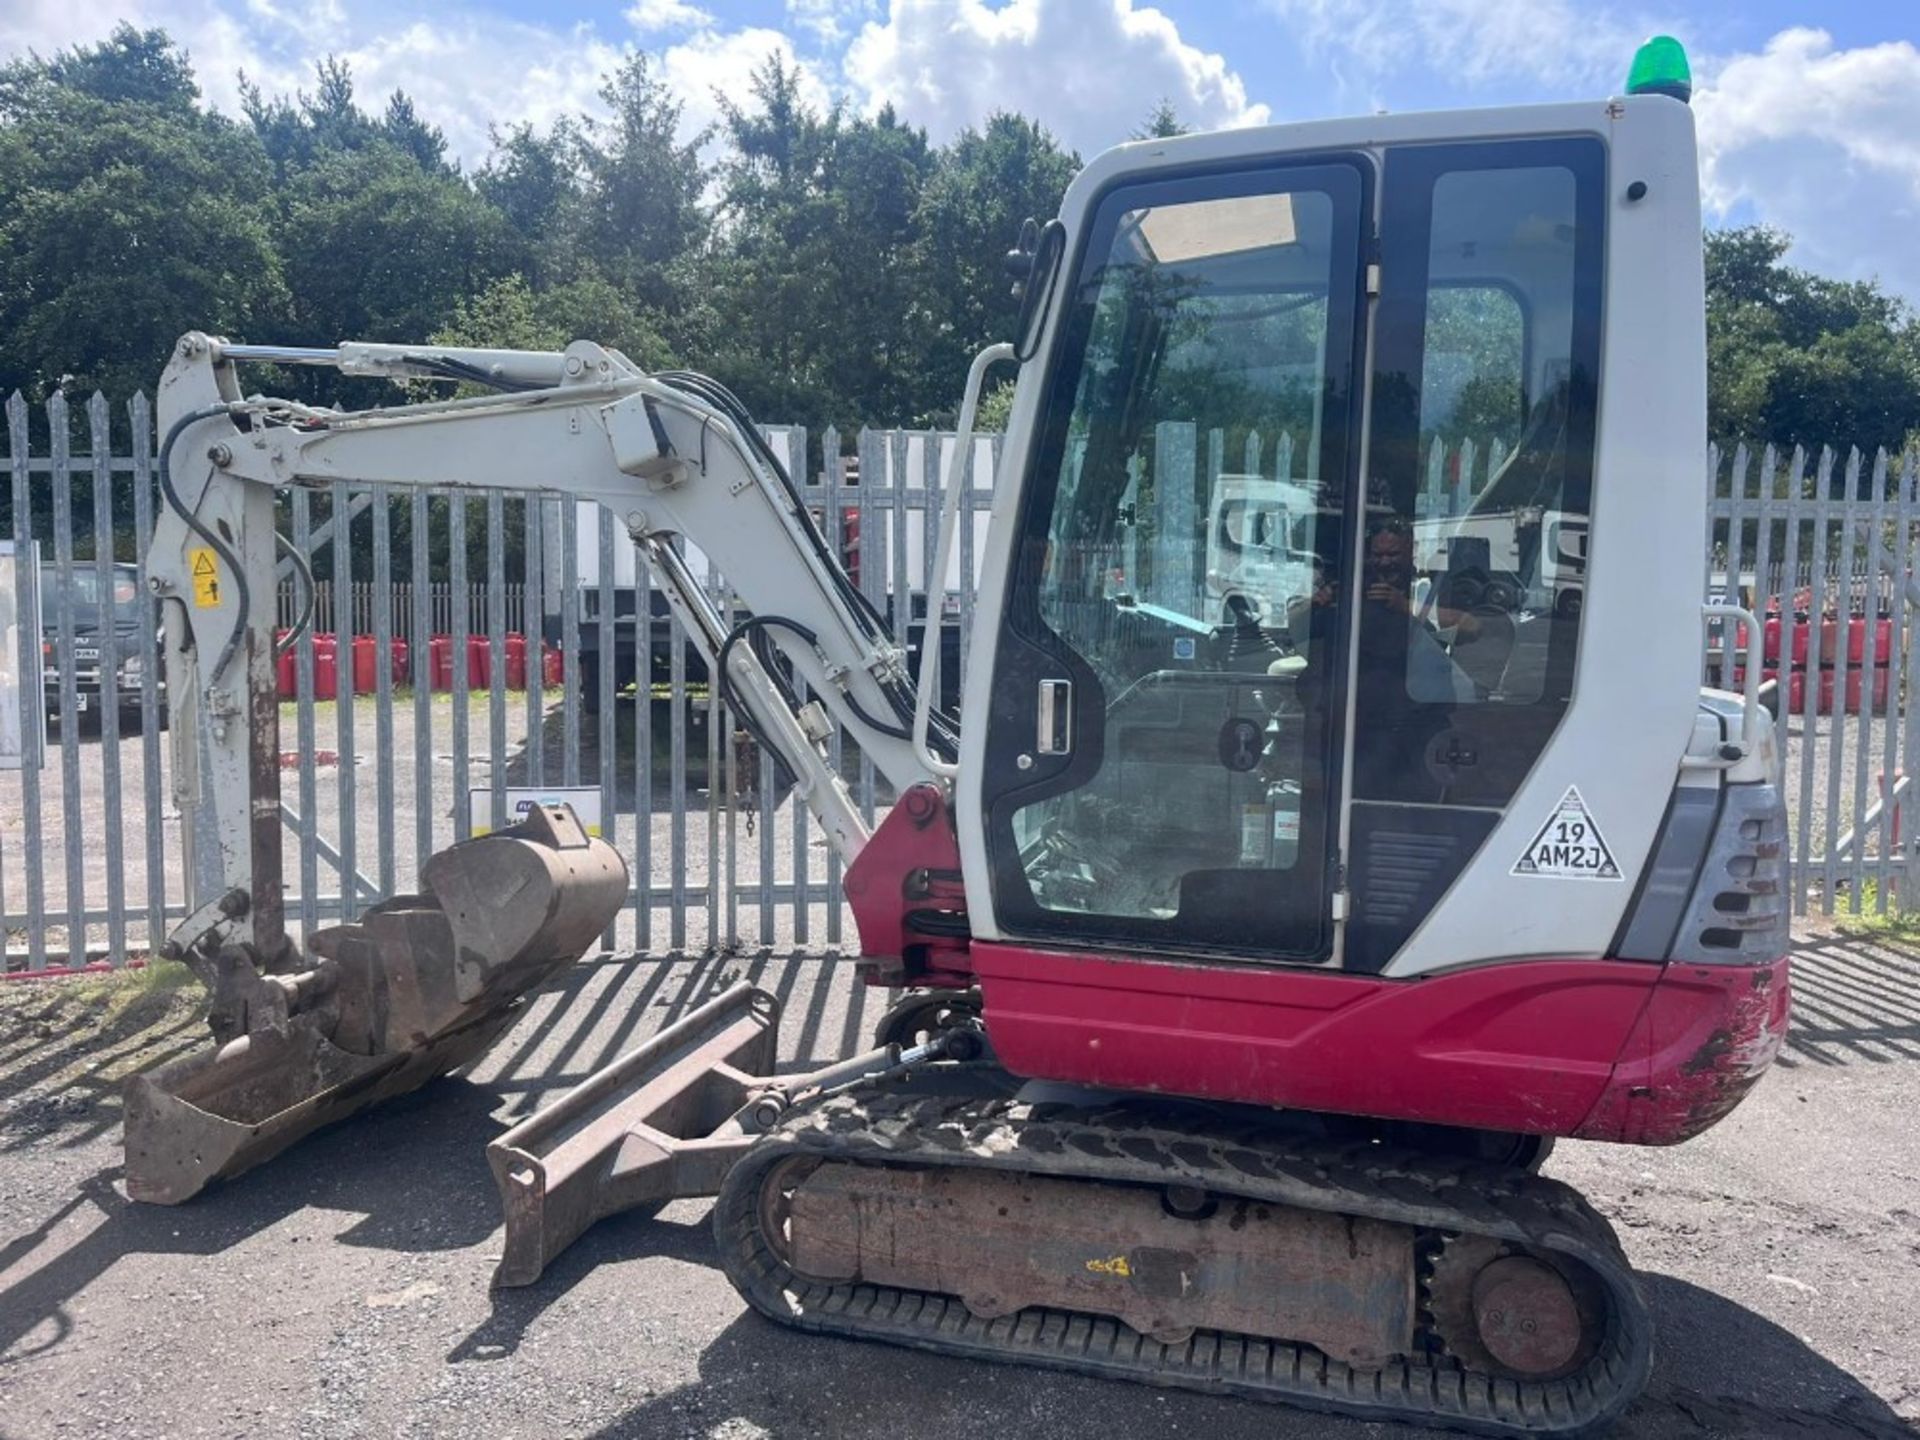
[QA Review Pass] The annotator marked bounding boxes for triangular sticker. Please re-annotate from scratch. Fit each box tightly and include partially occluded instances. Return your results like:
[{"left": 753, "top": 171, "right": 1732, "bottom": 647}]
[{"left": 1511, "top": 785, "right": 1621, "bottom": 881}]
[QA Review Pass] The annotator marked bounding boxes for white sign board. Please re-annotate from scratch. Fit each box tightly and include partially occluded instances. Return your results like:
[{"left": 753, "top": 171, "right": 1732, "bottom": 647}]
[
  {"left": 0, "top": 543, "right": 26, "bottom": 771},
  {"left": 467, "top": 786, "right": 603, "bottom": 838}
]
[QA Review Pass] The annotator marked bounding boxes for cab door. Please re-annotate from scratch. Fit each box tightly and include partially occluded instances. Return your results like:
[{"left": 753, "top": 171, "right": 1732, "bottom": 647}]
[{"left": 978, "top": 157, "right": 1371, "bottom": 964}]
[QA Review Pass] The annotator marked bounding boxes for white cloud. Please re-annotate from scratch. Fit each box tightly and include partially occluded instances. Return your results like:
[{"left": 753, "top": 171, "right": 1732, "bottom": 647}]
[
  {"left": 1256, "top": 5, "right": 1920, "bottom": 303},
  {"left": 660, "top": 25, "right": 834, "bottom": 138},
  {"left": 324, "top": 19, "right": 621, "bottom": 164},
  {"left": 0, "top": 0, "right": 124, "bottom": 60},
  {"left": 625, "top": 0, "right": 715, "bottom": 34},
  {"left": 843, "top": 0, "right": 1268, "bottom": 154},
  {"left": 1262, "top": 0, "right": 1652, "bottom": 97},
  {"left": 787, "top": 0, "right": 879, "bottom": 47},
  {"left": 1694, "top": 28, "right": 1920, "bottom": 300},
  {"left": 3, "top": 0, "right": 1252, "bottom": 169}
]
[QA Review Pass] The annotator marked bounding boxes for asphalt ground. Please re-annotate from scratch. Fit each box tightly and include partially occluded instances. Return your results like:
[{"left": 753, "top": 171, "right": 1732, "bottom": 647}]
[{"left": 1, "top": 932, "right": 1917, "bottom": 1440}]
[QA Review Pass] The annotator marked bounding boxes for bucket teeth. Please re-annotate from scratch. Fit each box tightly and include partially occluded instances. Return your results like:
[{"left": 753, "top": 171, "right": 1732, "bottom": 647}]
[{"left": 123, "top": 805, "right": 628, "bottom": 1204}]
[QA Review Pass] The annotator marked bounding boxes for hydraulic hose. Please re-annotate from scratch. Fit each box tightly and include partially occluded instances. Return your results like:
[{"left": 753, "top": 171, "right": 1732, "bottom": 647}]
[
  {"left": 275, "top": 530, "right": 315, "bottom": 655},
  {"left": 156, "top": 404, "right": 250, "bottom": 685},
  {"left": 652, "top": 371, "right": 958, "bottom": 760}
]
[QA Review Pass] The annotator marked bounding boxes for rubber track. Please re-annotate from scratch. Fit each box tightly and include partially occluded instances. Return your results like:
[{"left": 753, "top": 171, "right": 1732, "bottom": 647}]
[{"left": 713, "top": 1084, "right": 1654, "bottom": 1439}]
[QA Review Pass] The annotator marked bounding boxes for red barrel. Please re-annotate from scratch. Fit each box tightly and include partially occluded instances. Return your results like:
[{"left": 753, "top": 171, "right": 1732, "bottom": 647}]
[
  {"left": 504, "top": 634, "right": 528, "bottom": 690},
  {"left": 466, "top": 635, "right": 491, "bottom": 688},
  {"left": 542, "top": 645, "right": 564, "bottom": 688},
  {"left": 1833, "top": 617, "right": 1892, "bottom": 665},
  {"left": 276, "top": 631, "right": 298, "bottom": 698},
  {"left": 1758, "top": 616, "right": 1812, "bottom": 666},
  {"left": 429, "top": 635, "right": 454, "bottom": 692},
  {"left": 1808, "top": 669, "right": 1886, "bottom": 716},
  {"left": 351, "top": 635, "right": 412, "bottom": 690},
  {"left": 351, "top": 635, "right": 377, "bottom": 693},
  {"left": 311, "top": 634, "right": 338, "bottom": 701}
]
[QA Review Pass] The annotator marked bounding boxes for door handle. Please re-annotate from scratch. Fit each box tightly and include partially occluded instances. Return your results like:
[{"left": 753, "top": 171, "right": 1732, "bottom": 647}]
[{"left": 1036, "top": 678, "right": 1073, "bottom": 754}]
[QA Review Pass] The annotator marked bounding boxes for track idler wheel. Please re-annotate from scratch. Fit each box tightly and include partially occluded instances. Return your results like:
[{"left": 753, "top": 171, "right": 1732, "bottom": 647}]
[{"left": 1425, "top": 1235, "right": 1605, "bottom": 1381}]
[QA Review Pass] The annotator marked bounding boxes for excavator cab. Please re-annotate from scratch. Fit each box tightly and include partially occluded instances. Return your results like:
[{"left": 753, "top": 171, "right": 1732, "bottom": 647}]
[{"left": 968, "top": 105, "right": 1702, "bottom": 978}]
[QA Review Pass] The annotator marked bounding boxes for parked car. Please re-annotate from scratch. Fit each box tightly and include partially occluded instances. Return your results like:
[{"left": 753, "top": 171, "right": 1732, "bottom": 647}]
[{"left": 40, "top": 562, "right": 165, "bottom": 729}]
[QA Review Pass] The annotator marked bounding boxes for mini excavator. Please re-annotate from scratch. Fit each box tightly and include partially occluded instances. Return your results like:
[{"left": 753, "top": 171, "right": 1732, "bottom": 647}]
[{"left": 124, "top": 41, "right": 1789, "bottom": 1435}]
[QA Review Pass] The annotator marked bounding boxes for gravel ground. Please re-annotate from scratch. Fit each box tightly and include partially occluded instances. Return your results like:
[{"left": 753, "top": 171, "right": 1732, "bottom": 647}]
[{"left": 0, "top": 931, "right": 1917, "bottom": 1440}]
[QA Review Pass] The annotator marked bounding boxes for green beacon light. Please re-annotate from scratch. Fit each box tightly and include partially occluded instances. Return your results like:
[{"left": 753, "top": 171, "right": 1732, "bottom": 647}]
[{"left": 1626, "top": 34, "right": 1692, "bottom": 104}]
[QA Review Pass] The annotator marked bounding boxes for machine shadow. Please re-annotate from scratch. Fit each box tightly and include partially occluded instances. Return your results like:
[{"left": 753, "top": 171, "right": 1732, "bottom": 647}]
[
  {"left": 565, "top": 1273, "right": 1913, "bottom": 1440},
  {"left": 1779, "top": 932, "right": 1920, "bottom": 1067},
  {"left": 0, "top": 947, "right": 876, "bottom": 1373},
  {"left": 446, "top": 1209, "right": 717, "bottom": 1364},
  {"left": 0, "top": 1076, "right": 505, "bottom": 1367},
  {"left": 0, "top": 997, "right": 208, "bottom": 1157}
]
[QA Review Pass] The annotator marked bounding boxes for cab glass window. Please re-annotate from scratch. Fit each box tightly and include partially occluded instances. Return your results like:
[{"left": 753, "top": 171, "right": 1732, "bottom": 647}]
[
  {"left": 1354, "top": 139, "right": 1603, "bottom": 806},
  {"left": 993, "top": 159, "right": 1367, "bottom": 957}
]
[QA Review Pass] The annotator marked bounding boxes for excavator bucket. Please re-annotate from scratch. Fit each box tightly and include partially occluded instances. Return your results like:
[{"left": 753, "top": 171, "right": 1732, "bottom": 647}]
[
  {"left": 487, "top": 981, "right": 780, "bottom": 1287},
  {"left": 125, "top": 804, "right": 627, "bottom": 1204}
]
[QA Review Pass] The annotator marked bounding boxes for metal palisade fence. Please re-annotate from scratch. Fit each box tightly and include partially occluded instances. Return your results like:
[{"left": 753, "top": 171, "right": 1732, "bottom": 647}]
[
  {"left": 1708, "top": 442, "right": 1920, "bottom": 919},
  {"left": 1, "top": 391, "right": 1917, "bottom": 974},
  {"left": 1, "top": 391, "right": 1001, "bottom": 972}
]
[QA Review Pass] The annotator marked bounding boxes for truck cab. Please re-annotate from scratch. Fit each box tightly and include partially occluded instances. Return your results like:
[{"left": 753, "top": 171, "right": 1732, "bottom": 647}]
[{"left": 40, "top": 561, "right": 162, "bottom": 729}]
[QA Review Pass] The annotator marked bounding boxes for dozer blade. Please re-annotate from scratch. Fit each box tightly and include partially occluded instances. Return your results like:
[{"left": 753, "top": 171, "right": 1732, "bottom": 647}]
[
  {"left": 125, "top": 803, "right": 627, "bottom": 1205},
  {"left": 487, "top": 981, "right": 779, "bottom": 1288}
]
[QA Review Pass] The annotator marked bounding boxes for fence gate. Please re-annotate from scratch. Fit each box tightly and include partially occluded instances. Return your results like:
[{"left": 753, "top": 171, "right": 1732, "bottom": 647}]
[{"left": 1710, "top": 442, "right": 1920, "bottom": 917}]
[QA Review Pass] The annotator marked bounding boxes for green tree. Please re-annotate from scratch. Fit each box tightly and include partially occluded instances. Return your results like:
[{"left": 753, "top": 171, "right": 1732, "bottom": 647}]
[
  {"left": 1133, "top": 99, "right": 1189, "bottom": 139},
  {"left": 911, "top": 113, "right": 1079, "bottom": 424},
  {"left": 702, "top": 55, "right": 846, "bottom": 422},
  {"left": 274, "top": 141, "right": 510, "bottom": 343},
  {"left": 1704, "top": 226, "right": 1920, "bottom": 452},
  {"left": 432, "top": 272, "right": 671, "bottom": 372},
  {"left": 0, "top": 26, "right": 287, "bottom": 401},
  {"left": 579, "top": 51, "right": 710, "bottom": 349},
  {"left": 477, "top": 120, "right": 587, "bottom": 291},
  {"left": 381, "top": 90, "right": 452, "bottom": 174},
  {"left": 238, "top": 58, "right": 512, "bottom": 366}
]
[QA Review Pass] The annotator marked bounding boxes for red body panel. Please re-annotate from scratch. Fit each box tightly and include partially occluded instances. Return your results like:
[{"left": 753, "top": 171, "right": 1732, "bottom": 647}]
[
  {"left": 972, "top": 944, "right": 1790, "bottom": 1146},
  {"left": 845, "top": 784, "right": 971, "bottom": 986},
  {"left": 841, "top": 787, "right": 1787, "bottom": 1146}
]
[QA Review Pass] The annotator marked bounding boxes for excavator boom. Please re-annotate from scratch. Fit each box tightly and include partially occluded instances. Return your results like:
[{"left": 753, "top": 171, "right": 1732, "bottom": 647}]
[{"left": 128, "top": 332, "right": 973, "bottom": 1206}]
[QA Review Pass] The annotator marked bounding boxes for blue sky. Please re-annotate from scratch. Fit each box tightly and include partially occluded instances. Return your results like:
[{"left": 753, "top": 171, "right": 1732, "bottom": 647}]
[{"left": 6, "top": 0, "right": 1919, "bottom": 297}]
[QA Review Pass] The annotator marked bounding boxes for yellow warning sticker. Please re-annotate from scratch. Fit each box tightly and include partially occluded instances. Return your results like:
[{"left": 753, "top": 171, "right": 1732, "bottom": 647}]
[
  {"left": 1084, "top": 1254, "right": 1133, "bottom": 1278},
  {"left": 189, "top": 548, "right": 221, "bottom": 607}
]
